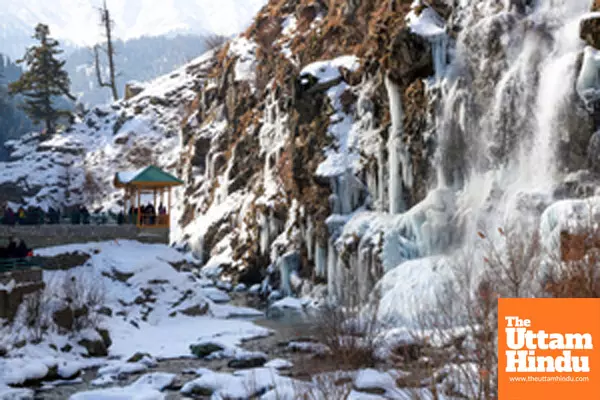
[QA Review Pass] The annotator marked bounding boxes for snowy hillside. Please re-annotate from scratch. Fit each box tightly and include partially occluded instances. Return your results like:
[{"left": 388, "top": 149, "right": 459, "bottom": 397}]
[{"left": 0, "top": 49, "right": 216, "bottom": 212}]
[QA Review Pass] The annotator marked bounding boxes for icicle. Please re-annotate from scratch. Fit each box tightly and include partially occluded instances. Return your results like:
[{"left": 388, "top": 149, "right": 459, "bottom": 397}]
[
  {"left": 268, "top": 209, "right": 279, "bottom": 240},
  {"left": 205, "top": 152, "right": 212, "bottom": 180},
  {"left": 357, "top": 241, "right": 371, "bottom": 305},
  {"left": 278, "top": 252, "right": 300, "bottom": 296},
  {"left": 315, "top": 243, "right": 327, "bottom": 278},
  {"left": 259, "top": 212, "right": 270, "bottom": 255},
  {"left": 326, "top": 239, "right": 338, "bottom": 303},
  {"left": 385, "top": 75, "right": 405, "bottom": 214},
  {"left": 305, "top": 218, "right": 314, "bottom": 261},
  {"left": 431, "top": 34, "right": 448, "bottom": 83},
  {"left": 366, "top": 164, "right": 377, "bottom": 208},
  {"left": 377, "top": 143, "right": 386, "bottom": 212}
]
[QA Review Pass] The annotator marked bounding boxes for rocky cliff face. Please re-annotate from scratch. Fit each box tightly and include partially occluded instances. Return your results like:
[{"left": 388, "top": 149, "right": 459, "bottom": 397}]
[{"left": 2, "top": 0, "right": 600, "bottom": 318}]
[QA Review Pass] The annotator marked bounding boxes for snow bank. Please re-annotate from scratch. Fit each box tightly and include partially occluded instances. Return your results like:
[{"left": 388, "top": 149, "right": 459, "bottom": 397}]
[
  {"left": 0, "top": 241, "right": 271, "bottom": 391},
  {"left": 300, "top": 55, "right": 359, "bottom": 85},
  {"left": 228, "top": 37, "right": 258, "bottom": 84},
  {"left": 406, "top": 6, "right": 446, "bottom": 38},
  {"left": 70, "top": 372, "right": 176, "bottom": 400}
]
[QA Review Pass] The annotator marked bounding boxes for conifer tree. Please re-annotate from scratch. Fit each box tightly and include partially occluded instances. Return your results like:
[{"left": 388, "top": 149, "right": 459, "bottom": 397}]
[{"left": 9, "top": 23, "right": 75, "bottom": 134}]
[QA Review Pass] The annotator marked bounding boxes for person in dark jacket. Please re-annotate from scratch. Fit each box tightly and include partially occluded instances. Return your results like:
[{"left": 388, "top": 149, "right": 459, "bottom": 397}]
[
  {"left": 80, "top": 205, "right": 90, "bottom": 225},
  {"left": 6, "top": 237, "right": 17, "bottom": 258},
  {"left": 15, "top": 240, "right": 29, "bottom": 258},
  {"left": 3, "top": 208, "right": 15, "bottom": 225}
]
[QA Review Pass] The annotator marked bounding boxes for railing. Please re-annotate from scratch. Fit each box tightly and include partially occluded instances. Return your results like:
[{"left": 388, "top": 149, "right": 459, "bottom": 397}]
[
  {"left": 137, "top": 213, "right": 169, "bottom": 228},
  {"left": 0, "top": 258, "right": 39, "bottom": 273},
  {"left": 1, "top": 212, "right": 169, "bottom": 228},
  {"left": 1, "top": 212, "right": 120, "bottom": 226}
]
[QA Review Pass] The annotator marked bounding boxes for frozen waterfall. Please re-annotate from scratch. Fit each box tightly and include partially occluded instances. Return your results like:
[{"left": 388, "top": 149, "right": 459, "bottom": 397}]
[{"left": 325, "top": 0, "right": 599, "bottom": 321}]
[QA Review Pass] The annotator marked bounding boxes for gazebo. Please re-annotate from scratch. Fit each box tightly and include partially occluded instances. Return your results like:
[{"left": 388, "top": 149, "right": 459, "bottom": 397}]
[{"left": 114, "top": 165, "right": 183, "bottom": 228}]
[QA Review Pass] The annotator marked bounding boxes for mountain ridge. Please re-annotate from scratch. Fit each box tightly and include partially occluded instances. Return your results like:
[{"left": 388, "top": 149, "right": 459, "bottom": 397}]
[{"left": 0, "top": 0, "right": 266, "bottom": 59}]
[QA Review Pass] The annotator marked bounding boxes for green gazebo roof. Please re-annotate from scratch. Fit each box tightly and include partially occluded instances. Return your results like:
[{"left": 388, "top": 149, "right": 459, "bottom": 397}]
[{"left": 114, "top": 165, "right": 183, "bottom": 187}]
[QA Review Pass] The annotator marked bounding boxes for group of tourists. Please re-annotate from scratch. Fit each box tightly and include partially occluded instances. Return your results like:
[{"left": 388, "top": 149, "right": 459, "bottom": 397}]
[
  {"left": 0, "top": 237, "right": 32, "bottom": 259},
  {"left": 0, "top": 202, "right": 167, "bottom": 227},
  {"left": 0, "top": 204, "right": 91, "bottom": 225},
  {"left": 125, "top": 203, "right": 167, "bottom": 224}
]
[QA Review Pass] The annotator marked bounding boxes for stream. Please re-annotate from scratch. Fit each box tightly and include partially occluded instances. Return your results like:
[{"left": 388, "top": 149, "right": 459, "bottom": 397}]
[{"left": 34, "top": 297, "right": 320, "bottom": 399}]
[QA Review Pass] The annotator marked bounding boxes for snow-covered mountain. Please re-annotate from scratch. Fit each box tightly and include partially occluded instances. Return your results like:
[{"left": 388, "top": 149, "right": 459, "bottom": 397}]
[
  {"left": 0, "top": 0, "right": 267, "bottom": 59},
  {"left": 65, "top": 34, "right": 210, "bottom": 106}
]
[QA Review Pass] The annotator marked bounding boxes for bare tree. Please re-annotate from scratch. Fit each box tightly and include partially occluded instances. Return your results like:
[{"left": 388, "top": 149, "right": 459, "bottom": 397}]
[
  {"left": 94, "top": 0, "right": 119, "bottom": 101},
  {"left": 203, "top": 34, "right": 228, "bottom": 51}
]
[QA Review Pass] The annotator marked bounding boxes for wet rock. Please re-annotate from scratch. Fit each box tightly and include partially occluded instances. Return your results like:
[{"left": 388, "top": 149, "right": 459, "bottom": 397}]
[
  {"left": 78, "top": 338, "right": 108, "bottom": 357},
  {"left": 127, "top": 352, "right": 153, "bottom": 363},
  {"left": 238, "top": 264, "right": 264, "bottom": 286},
  {"left": 227, "top": 352, "right": 268, "bottom": 369},
  {"left": 97, "top": 328, "right": 112, "bottom": 349},
  {"left": 180, "top": 303, "right": 210, "bottom": 316},
  {"left": 189, "top": 342, "right": 224, "bottom": 358},
  {"left": 186, "top": 385, "right": 214, "bottom": 396}
]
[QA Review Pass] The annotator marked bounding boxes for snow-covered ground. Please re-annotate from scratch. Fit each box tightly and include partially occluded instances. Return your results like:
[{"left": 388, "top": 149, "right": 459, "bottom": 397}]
[
  {"left": 0, "top": 241, "right": 271, "bottom": 397},
  {"left": 0, "top": 239, "right": 478, "bottom": 400}
]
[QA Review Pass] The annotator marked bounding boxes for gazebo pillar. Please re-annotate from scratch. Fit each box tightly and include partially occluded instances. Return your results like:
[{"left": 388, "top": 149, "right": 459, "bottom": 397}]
[
  {"left": 137, "top": 188, "right": 141, "bottom": 227},
  {"left": 153, "top": 188, "right": 157, "bottom": 226},
  {"left": 168, "top": 187, "right": 172, "bottom": 229}
]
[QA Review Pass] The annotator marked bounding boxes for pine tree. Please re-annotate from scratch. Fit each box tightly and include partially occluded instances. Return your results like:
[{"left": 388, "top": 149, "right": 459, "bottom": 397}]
[{"left": 9, "top": 24, "right": 75, "bottom": 134}]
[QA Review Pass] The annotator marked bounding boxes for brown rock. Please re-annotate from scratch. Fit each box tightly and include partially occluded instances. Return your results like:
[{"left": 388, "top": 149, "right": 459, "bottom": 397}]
[
  {"left": 97, "top": 328, "right": 112, "bottom": 349},
  {"left": 581, "top": 15, "right": 600, "bottom": 50},
  {"left": 386, "top": 29, "right": 434, "bottom": 87},
  {"left": 124, "top": 82, "right": 145, "bottom": 100},
  {"left": 180, "top": 303, "right": 209, "bottom": 316},
  {"left": 53, "top": 307, "right": 74, "bottom": 331},
  {"left": 78, "top": 338, "right": 108, "bottom": 357}
]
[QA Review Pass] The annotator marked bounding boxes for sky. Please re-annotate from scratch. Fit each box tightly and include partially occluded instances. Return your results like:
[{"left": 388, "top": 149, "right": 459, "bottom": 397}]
[{"left": 0, "top": 0, "right": 267, "bottom": 51}]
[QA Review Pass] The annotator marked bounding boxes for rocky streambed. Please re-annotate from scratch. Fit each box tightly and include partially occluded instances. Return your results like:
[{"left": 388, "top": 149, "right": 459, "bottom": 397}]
[{"left": 32, "top": 299, "right": 326, "bottom": 399}]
